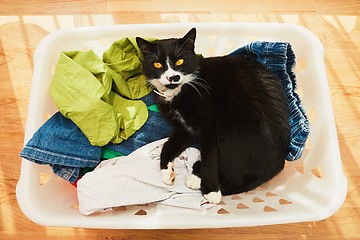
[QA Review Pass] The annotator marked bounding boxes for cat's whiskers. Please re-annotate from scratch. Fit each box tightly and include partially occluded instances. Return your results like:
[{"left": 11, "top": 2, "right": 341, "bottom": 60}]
[
  {"left": 184, "top": 77, "right": 211, "bottom": 98},
  {"left": 191, "top": 82, "right": 210, "bottom": 97},
  {"left": 194, "top": 76, "right": 208, "bottom": 85},
  {"left": 193, "top": 77, "right": 211, "bottom": 93},
  {"left": 185, "top": 81, "right": 205, "bottom": 100}
]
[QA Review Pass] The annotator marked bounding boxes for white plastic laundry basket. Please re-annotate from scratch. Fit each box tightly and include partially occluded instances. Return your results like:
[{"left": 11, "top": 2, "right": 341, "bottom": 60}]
[{"left": 16, "top": 22, "right": 347, "bottom": 229}]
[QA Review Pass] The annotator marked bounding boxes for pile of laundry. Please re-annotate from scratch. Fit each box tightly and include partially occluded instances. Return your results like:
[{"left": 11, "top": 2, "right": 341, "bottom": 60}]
[{"left": 20, "top": 37, "right": 309, "bottom": 215}]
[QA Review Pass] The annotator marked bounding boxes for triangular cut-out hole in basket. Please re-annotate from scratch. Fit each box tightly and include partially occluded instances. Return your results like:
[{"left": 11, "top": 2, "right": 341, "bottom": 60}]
[
  {"left": 218, "top": 201, "right": 226, "bottom": 205},
  {"left": 295, "top": 163, "right": 304, "bottom": 174},
  {"left": 279, "top": 199, "right": 293, "bottom": 205},
  {"left": 39, "top": 172, "right": 52, "bottom": 186},
  {"left": 263, "top": 206, "right": 277, "bottom": 212},
  {"left": 244, "top": 191, "right": 256, "bottom": 195},
  {"left": 265, "top": 192, "right": 277, "bottom": 197},
  {"left": 113, "top": 206, "right": 127, "bottom": 211},
  {"left": 217, "top": 208, "right": 230, "bottom": 214},
  {"left": 231, "top": 195, "right": 242, "bottom": 200},
  {"left": 252, "top": 197, "right": 265, "bottom": 203},
  {"left": 311, "top": 167, "right": 323, "bottom": 179},
  {"left": 134, "top": 209, "right": 147, "bottom": 216},
  {"left": 255, "top": 186, "right": 267, "bottom": 191},
  {"left": 284, "top": 161, "right": 291, "bottom": 170},
  {"left": 237, "top": 203, "right": 249, "bottom": 209}
]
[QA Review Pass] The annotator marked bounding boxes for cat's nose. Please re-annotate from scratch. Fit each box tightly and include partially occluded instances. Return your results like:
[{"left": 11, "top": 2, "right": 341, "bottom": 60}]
[{"left": 168, "top": 75, "right": 180, "bottom": 83}]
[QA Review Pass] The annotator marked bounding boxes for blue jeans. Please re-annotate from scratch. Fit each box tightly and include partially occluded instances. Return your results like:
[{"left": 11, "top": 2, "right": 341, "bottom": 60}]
[
  {"left": 20, "top": 41, "right": 309, "bottom": 183},
  {"left": 230, "top": 42, "right": 310, "bottom": 161}
]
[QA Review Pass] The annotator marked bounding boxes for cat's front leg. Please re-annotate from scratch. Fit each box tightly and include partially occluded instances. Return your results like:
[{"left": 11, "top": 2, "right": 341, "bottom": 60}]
[
  {"left": 160, "top": 130, "right": 193, "bottom": 185},
  {"left": 199, "top": 131, "right": 222, "bottom": 204},
  {"left": 160, "top": 161, "right": 175, "bottom": 185}
]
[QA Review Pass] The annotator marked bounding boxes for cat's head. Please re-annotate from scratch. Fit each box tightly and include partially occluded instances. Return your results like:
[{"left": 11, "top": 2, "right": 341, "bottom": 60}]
[{"left": 136, "top": 28, "right": 199, "bottom": 100}]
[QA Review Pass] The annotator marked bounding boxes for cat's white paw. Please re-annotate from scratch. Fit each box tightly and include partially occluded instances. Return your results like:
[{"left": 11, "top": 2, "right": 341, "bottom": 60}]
[
  {"left": 185, "top": 174, "right": 201, "bottom": 190},
  {"left": 161, "top": 162, "right": 175, "bottom": 185},
  {"left": 204, "top": 191, "right": 222, "bottom": 204}
]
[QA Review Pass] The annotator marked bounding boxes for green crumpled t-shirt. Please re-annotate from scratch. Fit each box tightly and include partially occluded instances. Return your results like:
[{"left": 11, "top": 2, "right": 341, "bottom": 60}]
[{"left": 50, "top": 38, "right": 152, "bottom": 146}]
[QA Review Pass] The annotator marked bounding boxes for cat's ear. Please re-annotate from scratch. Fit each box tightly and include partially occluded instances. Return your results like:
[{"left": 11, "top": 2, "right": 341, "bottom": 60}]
[
  {"left": 181, "top": 28, "right": 196, "bottom": 51},
  {"left": 136, "top": 37, "right": 152, "bottom": 53}
]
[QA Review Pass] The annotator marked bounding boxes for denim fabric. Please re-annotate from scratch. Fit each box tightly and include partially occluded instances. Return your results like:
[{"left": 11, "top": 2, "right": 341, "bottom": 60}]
[
  {"left": 230, "top": 42, "right": 310, "bottom": 161},
  {"left": 20, "top": 112, "right": 102, "bottom": 183},
  {"left": 20, "top": 93, "right": 172, "bottom": 183},
  {"left": 20, "top": 41, "right": 309, "bottom": 183}
]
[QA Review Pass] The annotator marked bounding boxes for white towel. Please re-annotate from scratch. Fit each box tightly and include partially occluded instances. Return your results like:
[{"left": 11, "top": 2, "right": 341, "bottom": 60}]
[{"left": 77, "top": 138, "right": 213, "bottom": 215}]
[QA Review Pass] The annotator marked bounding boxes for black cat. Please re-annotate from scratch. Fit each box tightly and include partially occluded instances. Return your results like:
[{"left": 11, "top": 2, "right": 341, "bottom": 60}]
[{"left": 136, "top": 28, "right": 290, "bottom": 204}]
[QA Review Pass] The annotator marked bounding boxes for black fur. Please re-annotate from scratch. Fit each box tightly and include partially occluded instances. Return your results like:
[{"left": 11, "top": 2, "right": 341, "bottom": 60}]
[{"left": 136, "top": 28, "right": 290, "bottom": 196}]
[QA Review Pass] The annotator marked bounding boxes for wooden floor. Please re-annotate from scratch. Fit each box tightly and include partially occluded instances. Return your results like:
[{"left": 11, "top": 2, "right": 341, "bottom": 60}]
[{"left": 1, "top": 0, "right": 359, "bottom": 239}]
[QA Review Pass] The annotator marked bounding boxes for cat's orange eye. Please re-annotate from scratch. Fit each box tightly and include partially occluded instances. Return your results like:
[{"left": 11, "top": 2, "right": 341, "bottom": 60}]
[
  {"left": 154, "top": 62, "right": 163, "bottom": 69},
  {"left": 175, "top": 59, "right": 184, "bottom": 66}
]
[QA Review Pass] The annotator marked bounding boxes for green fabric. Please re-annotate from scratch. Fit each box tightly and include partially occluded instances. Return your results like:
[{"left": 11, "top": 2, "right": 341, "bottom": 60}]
[
  {"left": 101, "top": 147, "right": 124, "bottom": 159},
  {"left": 50, "top": 38, "right": 153, "bottom": 146},
  {"left": 147, "top": 104, "right": 160, "bottom": 112}
]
